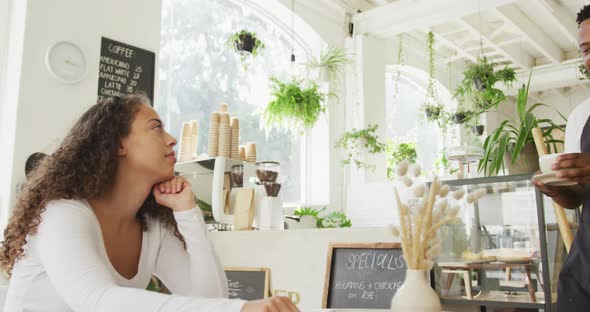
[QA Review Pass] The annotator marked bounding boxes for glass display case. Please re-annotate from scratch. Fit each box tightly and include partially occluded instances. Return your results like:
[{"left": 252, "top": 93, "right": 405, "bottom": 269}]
[{"left": 432, "top": 174, "right": 579, "bottom": 312}]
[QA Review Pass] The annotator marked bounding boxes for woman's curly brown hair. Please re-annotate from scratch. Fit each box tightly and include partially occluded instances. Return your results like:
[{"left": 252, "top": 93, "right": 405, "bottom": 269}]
[{"left": 0, "top": 94, "right": 185, "bottom": 276}]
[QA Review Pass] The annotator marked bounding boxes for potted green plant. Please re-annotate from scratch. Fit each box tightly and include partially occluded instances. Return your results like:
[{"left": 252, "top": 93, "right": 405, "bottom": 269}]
[
  {"left": 263, "top": 77, "right": 326, "bottom": 132},
  {"left": 478, "top": 72, "right": 566, "bottom": 176},
  {"left": 386, "top": 141, "right": 418, "bottom": 179},
  {"left": 336, "top": 124, "right": 386, "bottom": 171},
  {"left": 454, "top": 56, "right": 516, "bottom": 113},
  {"left": 226, "top": 30, "right": 265, "bottom": 68},
  {"left": 291, "top": 207, "right": 325, "bottom": 228},
  {"left": 306, "top": 45, "right": 351, "bottom": 87},
  {"left": 421, "top": 32, "right": 445, "bottom": 124},
  {"left": 319, "top": 211, "right": 352, "bottom": 228}
]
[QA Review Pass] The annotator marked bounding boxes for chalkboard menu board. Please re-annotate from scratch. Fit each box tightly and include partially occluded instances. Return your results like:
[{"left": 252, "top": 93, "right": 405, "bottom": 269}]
[
  {"left": 225, "top": 268, "right": 270, "bottom": 301},
  {"left": 97, "top": 37, "right": 155, "bottom": 103},
  {"left": 322, "top": 243, "right": 407, "bottom": 309}
]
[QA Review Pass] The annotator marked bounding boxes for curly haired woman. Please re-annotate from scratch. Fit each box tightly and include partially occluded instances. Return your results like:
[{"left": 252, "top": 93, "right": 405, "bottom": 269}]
[{"left": 0, "top": 94, "right": 298, "bottom": 312}]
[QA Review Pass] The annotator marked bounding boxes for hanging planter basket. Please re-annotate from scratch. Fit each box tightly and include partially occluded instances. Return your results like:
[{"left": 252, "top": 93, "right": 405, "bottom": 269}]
[
  {"left": 234, "top": 33, "right": 256, "bottom": 55},
  {"left": 471, "top": 125, "right": 484, "bottom": 136},
  {"left": 452, "top": 111, "right": 470, "bottom": 124},
  {"left": 473, "top": 77, "right": 486, "bottom": 91},
  {"left": 425, "top": 106, "right": 441, "bottom": 120}
]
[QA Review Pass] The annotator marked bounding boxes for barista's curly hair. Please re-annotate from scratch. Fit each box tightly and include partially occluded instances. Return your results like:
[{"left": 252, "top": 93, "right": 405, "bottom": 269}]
[
  {"left": 577, "top": 5, "right": 590, "bottom": 26},
  {"left": 0, "top": 94, "right": 184, "bottom": 276}
]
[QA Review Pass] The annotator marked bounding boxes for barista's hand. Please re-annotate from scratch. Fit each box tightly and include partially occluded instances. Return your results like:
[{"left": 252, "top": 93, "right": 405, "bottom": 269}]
[
  {"left": 153, "top": 176, "right": 196, "bottom": 212},
  {"left": 241, "top": 297, "right": 299, "bottom": 312},
  {"left": 532, "top": 170, "right": 561, "bottom": 198},
  {"left": 552, "top": 153, "right": 590, "bottom": 183}
]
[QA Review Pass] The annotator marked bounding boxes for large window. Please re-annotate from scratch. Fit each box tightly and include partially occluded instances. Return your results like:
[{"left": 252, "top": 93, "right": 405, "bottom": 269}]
[
  {"left": 158, "top": 0, "right": 326, "bottom": 204},
  {"left": 385, "top": 65, "right": 460, "bottom": 173}
]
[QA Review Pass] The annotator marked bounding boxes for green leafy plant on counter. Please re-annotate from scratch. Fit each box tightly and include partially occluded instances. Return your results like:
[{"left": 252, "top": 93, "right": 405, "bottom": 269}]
[
  {"left": 263, "top": 78, "right": 326, "bottom": 133},
  {"left": 478, "top": 71, "right": 566, "bottom": 176},
  {"left": 226, "top": 29, "right": 265, "bottom": 69},
  {"left": 320, "top": 211, "right": 352, "bottom": 228},
  {"left": 386, "top": 141, "right": 418, "bottom": 179},
  {"left": 306, "top": 45, "right": 352, "bottom": 88},
  {"left": 293, "top": 207, "right": 352, "bottom": 228},
  {"left": 336, "top": 124, "right": 386, "bottom": 171}
]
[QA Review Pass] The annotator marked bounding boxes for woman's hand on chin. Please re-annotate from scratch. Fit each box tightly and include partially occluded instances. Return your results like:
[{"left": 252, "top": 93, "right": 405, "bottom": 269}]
[{"left": 153, "top": 176, "right": 197, "bottom": 212}]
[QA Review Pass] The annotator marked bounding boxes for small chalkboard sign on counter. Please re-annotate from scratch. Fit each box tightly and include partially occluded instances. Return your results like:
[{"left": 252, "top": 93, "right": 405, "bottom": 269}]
[
  {"left": 225, "top": 267, "right": 270, "bottom": 301},
  {"left": 322, "top": 243, "right": 408, "bottom": 309},
  {"left": 98, "top": 37, "right": 155, "bottom": 103}
]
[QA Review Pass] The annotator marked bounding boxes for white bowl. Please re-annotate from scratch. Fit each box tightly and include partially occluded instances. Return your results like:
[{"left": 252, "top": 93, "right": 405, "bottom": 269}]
[{"left": 539, "top": 153, "right": 564, "bottom": 174}]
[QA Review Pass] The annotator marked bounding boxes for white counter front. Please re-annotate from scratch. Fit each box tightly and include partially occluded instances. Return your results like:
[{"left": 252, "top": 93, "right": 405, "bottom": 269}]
[{"left": 209, "top": 227, "right": 477, "bottom": 312}]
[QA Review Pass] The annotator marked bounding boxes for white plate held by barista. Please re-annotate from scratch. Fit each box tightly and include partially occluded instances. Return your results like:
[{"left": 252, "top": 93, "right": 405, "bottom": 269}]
[{"left": 532, "top": 172, "right": 577, "bottom": 186}]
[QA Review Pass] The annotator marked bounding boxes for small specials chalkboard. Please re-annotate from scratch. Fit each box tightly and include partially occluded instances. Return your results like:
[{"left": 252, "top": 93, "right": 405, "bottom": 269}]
[
  {"left": 97, "top": 37, "right": 155, "bottom": 103},
  {"left": 322, "top": 243, "right": 407, "bottom": 309},
  {"left": 225, "top": 267, "right": 270, "bottom": 301}
]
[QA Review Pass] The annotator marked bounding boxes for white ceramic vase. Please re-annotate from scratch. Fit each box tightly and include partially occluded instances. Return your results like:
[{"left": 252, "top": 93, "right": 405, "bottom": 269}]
[{"left": 390, "top": 269, "right": 441, "bottom": 312}]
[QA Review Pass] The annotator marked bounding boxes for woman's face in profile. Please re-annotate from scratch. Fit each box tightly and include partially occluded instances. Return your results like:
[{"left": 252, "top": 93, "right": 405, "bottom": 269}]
[{"left": 120, "top": 104, "right": 177, "bottom": 181}]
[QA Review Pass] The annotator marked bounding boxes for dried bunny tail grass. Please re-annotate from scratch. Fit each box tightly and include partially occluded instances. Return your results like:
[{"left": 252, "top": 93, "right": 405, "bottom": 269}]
[
  {"left": 412, "top": 164, "right": 422, "bottom": 177},
  {"left": 466, "top": 193, "right": 476, "bottom": 204},
  {"left": 402, "top": 176, "right": 413, "bottom": 187},
  {"left": 394, "top": 188, "right": 414, "bottom": 267},
  {"left": 397, "top": 160, "right": 410, "bottom": 177},
  {"left": 391, "top": 226, "right": 401, "bottom": 237},
  {"left": 431, "top": 179, "right": 441, "bottom": 195},
  {"left": 472, "top": 187, "right": 487, "bottom": 200},
  {"left": 416, "top": 177, "right": 439, "bottom": 269},
  {"left": 452, "top": 189, "right": 465, "bottom": 200},
  {"left": 439, "top": 184, "right": 450, "bottom": 198},
  {"left": 437, "top": 199, "right": 449, "bottom": 213},
  {"left": 413, "top": 184, "right": 426, "bottom": 198}
]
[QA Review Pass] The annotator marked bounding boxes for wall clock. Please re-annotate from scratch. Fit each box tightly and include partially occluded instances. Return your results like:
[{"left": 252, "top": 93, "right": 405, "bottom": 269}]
[{"left": 45, "top": 41, "right": 87, "bottom": 83}]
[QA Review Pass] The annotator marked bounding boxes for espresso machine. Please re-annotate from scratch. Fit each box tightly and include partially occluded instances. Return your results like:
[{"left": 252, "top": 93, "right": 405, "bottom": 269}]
[{"left": 174, "top": 157, "right": 284, "bottom": 230}]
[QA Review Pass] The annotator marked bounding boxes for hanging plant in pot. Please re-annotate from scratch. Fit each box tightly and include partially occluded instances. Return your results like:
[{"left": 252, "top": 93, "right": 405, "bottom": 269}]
[
  {"left": 454, "top": 56, "right": 515, "bottom": 114},
  {"left": 263, "top": 77, "right": 326, "bottom": 133},
  {"left": 478, "top": 72, "right": 566, "bottom": 176},
  {"left": 305, "top": 45, "right": 352, "bottom": 88},
  {"left": 226, "top": 30, "right": 265, "bottom": 69},
  {"left": 336, "top": 124, "right": 386, "bottom": 172},
  {"left": 421, "top": 32, "right": 448, "bottom": 125}
]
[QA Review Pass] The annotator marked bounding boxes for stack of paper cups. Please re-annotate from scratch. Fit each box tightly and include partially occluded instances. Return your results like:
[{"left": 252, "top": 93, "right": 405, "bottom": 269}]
[
  {"left": 208, "top": 113, "right": 220, "bottom": 158},
  {"left": 189, "top": 120, "right": 198, "bottom": 159},
  {"left": 230, "top": 118, "right": 240, "bottom": 160},
  {"left": 219, "top": 102, "right": 228, "bottom": 113},
  {"left": 178, "top": 122, "right": 192, "bottom": 162},
  {"left": 245, "top": 142, "right": 256, "bottom": 163},
  {"left": 239, "top": 145, "right": 246, "bottom": 161},
  {"left": 218, "top": 113, "right": 231, "bottom": 158}
]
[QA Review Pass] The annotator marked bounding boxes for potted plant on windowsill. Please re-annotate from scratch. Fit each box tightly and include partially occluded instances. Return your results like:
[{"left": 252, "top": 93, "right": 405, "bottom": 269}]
[
  {"left": 478, "top": 72, "right": 566, "bottom": 176},
  {"left": 263, "top": 77, "right": 326, "bottom": 133},
  {"left": 226, "top": 30, "right": 265, "bottom": 69}
]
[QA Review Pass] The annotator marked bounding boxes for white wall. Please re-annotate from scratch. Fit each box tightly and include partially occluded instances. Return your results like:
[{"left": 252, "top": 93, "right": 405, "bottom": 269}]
[
  {"left": 0, "top": 0, "right": 26, "bottom": 231},
  {"left": 1, "top": 0, "right": 163, "bottom": 227}
]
